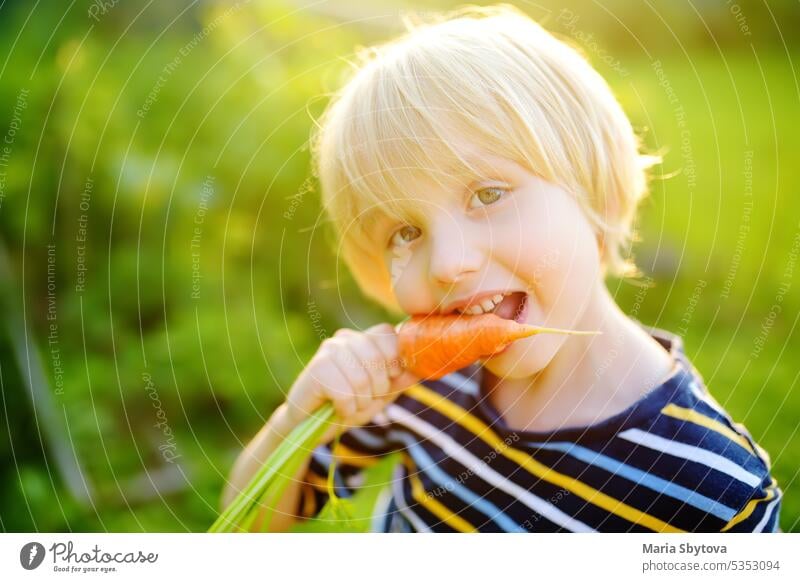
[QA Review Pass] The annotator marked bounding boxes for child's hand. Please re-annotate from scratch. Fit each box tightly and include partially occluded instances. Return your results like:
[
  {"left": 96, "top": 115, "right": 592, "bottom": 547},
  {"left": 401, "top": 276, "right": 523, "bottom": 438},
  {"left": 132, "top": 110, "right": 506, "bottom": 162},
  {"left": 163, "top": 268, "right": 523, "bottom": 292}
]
[{"left": 284, "top": 323, "right": 420, "bottom": 444}]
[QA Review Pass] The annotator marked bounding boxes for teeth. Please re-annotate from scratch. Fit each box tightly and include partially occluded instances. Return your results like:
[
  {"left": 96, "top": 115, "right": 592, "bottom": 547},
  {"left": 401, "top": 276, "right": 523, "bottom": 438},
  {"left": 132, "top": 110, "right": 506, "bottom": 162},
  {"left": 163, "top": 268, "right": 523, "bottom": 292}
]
[{"left": 457, "top": 293, "right": 507, "bottom": 315}]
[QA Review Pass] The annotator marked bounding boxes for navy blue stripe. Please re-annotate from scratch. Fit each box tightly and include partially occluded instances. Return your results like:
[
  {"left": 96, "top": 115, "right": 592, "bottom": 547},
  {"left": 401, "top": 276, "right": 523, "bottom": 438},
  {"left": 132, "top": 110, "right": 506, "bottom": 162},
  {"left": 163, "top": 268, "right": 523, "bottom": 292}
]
[
  {"left": 594, "top": 437, "right": 757, "bottom": 509},
  {"left": 529, "top": 446, "right": 725, "bottom": 531},
  {"left": 391, "top": 422, "right": 567, "bottom": 531},
  {"left": 395, "top": 393, "right": 537, "bottom": 479},
  {"left": 647, "top": 414, "right": 766, "bottom": 472},
  {"left": 407, "top": 458, "right": 506, "bottom": 532},
  {"left": 394, "top": 464, "right": 461, "bottom": 532}
]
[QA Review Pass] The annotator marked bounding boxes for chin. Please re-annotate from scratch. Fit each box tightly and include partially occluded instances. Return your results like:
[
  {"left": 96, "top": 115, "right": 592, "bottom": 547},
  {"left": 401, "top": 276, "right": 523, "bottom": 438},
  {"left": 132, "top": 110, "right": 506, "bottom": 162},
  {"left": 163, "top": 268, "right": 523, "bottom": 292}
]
[{"left": 481, "top": 334, "right": 562, "bottom": 379}]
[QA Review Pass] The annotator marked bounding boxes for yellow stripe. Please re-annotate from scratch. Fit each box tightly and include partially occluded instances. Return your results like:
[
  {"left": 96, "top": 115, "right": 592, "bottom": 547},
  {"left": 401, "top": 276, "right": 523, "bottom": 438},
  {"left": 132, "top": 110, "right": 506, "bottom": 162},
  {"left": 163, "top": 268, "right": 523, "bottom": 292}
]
[
  {"left": 721, "top": 478, "right": 778, "bottom": 532},
  {"left": 402, "top": 454, "right": 477, "bottom": 533},
  {"left": 306, "top": 471, "right": 330, "bottom": 491},
  {"left": 661, "top": 404, "right": 756, "bottom": 454},
  {"left": 332, "top": 441, "right": 381, "bottom": 468},
  {"left": 407, "top": 384, "right": 684, "bottom": 533}
]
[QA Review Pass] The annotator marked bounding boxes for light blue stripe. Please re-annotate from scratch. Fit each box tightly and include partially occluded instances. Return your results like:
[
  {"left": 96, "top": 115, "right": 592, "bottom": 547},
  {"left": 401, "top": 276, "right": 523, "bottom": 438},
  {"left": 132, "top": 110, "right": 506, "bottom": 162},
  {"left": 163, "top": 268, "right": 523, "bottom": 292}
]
[
  {"left": 348, "top": 426, "right": 387, "bottom": 450},
  {"left": 533, "top": 441, "right": 737, "bottom": 522},
  {"left": 393, "top": 432, "right": 525, "bottom": 532},
  {"left": 438, "top": 372, "right": 479, "bottom": 396}
]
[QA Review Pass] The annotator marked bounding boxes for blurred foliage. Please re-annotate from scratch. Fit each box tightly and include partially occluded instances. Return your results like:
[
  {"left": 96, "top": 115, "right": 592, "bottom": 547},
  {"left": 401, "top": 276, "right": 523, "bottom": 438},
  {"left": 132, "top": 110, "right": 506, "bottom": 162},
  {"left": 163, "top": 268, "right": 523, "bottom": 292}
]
[{"left": 0, "top": 0, "right": 797, "bottom": 532}]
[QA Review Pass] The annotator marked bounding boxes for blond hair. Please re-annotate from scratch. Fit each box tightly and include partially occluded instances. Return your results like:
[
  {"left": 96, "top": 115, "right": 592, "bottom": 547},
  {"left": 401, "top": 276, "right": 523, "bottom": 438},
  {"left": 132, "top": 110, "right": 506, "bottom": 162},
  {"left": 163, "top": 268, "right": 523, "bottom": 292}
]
[{"left": 312, "top": 3, "right": 659, "bottom": 315}]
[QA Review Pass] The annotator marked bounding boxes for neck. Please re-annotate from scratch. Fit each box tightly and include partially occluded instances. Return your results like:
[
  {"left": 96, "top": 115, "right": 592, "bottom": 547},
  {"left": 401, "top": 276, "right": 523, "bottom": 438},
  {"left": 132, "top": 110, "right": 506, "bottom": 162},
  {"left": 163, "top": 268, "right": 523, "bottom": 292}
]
[{"left": 482, "top": 281, "right": 675, "bottom": 432}]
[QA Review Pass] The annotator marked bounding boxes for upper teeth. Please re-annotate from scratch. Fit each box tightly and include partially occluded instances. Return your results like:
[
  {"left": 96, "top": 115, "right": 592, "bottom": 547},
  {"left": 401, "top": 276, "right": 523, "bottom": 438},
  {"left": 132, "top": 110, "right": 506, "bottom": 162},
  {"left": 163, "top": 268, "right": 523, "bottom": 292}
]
[{"left": 456, "top": 292, "right": 510, "bottom": 315}]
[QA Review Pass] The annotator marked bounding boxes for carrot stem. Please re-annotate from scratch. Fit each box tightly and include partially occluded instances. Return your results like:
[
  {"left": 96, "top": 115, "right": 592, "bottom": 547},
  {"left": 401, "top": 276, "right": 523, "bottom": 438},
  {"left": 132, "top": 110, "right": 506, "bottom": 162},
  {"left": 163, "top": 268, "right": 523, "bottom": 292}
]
[{"left": 209, "top": 403, "right": 337, "bottom": 532}]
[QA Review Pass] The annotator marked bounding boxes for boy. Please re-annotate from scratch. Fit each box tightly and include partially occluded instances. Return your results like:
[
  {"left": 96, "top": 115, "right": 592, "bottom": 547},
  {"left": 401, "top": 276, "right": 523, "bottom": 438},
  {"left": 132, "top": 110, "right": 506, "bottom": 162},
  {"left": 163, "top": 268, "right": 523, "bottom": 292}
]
[{"left": 222, "top": 4, "right": 780, "bottom": 532}]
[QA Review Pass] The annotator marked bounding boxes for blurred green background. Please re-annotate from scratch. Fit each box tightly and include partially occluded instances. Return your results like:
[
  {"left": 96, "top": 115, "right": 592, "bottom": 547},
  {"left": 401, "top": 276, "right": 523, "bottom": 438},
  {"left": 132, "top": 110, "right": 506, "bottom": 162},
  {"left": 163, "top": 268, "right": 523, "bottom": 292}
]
[{"left": 0, "top": 0, "right": 797, "bottom": 532}]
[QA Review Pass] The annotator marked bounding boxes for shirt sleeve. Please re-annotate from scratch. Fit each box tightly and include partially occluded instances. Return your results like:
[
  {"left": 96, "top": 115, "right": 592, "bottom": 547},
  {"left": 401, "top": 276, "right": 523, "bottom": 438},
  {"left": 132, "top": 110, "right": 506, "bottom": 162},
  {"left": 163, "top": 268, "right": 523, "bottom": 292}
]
[
  {"left": 295, "top": 415, "right": 396, "bottom": 520},
  {"left": 720, "top": 473, "right": 782, "bottom": 532}
]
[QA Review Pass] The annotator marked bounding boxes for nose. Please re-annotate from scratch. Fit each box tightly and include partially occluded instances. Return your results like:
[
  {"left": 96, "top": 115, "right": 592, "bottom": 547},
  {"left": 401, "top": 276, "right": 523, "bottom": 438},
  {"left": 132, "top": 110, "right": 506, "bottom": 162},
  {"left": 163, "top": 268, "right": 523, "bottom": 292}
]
[{"left": 428, "top": 223, "right": 482, "bottom": 287}]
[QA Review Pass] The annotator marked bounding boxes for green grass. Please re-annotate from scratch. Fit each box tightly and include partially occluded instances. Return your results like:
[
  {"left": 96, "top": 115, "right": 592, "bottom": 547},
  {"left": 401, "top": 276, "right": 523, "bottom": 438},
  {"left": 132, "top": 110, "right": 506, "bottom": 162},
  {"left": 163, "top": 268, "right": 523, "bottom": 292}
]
[
  {"left": 0, "top": 0, "right": 795, "bottom": 532},
  {"left": 609, "top": 50, "right": 799, "bottom": 530}
]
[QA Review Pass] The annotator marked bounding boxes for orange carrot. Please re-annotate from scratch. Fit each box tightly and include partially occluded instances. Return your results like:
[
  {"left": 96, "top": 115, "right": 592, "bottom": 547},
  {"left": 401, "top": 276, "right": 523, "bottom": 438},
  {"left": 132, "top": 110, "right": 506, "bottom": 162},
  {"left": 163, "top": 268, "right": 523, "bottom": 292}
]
[{"left": 396, "top": 312, "right": 599, "bottom": 380}]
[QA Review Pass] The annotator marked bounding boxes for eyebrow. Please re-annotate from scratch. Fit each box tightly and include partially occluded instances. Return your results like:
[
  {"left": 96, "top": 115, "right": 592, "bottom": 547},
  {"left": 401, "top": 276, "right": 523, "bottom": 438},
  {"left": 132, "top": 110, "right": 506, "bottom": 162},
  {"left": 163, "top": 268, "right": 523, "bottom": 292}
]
[{"left": 447, "top": 151, "right": 517, "bottom": 178}]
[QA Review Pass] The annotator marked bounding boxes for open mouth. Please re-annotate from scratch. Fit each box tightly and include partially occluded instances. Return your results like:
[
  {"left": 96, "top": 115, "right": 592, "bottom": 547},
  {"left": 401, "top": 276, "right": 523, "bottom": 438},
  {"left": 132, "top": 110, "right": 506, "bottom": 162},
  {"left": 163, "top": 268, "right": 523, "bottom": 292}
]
[
  {"left": 485, "top": 292, "right": 530, "bottom": 358},
  {"left": 454, "top": 291, "right": 529, "bottom": 324},
  {"left": 493, "top": 291, "right": 529, "bottom": 323}
]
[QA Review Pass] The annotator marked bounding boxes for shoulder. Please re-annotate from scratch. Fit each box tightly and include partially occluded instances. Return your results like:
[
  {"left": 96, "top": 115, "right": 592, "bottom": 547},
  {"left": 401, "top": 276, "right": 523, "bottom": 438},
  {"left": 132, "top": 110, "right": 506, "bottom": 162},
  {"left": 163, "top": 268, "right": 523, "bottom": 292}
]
[
  {"left": 719, "top": 472, "right": 782, "bottom": 532},
  {"left": 613, "top": 358, "right": 781, "bottom": 531}
]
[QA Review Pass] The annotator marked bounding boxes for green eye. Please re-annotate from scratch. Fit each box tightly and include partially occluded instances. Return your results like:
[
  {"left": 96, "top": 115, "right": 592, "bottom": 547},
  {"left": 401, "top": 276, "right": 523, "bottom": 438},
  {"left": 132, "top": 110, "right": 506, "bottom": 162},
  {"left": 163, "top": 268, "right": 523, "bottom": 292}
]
[
  {"left": 469, "top": 187, "right": 506, "bottom": 209},
  {"left": 390, "top": 225, "right": 421, "bottom": 247}
]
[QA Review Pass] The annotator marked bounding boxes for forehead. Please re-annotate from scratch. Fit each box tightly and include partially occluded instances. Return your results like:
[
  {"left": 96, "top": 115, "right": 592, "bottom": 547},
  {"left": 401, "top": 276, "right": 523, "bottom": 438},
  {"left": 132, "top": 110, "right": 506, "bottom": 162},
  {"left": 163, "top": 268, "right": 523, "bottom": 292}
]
[{"left": 427, "top": 148, "right": 518, "bottom": 185}]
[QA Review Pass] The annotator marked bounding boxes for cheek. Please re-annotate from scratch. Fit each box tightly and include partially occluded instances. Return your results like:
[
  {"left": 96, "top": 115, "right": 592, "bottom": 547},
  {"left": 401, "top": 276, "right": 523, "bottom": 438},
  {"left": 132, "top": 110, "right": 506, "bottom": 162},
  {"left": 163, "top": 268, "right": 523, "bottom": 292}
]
[
  {"left": 494, "top": 196, "right": 600, "bottom": 312},
  {"left": 540, "top": 229, "right": 599, "bottom": 295},
  {"left": 487, "top": 207, "right": 547, "bottom": 277},
  {"left": 489, "top": 206, "right": 565, "bottom": 289},
  {"left": 387, "top": 249, "right": 430, "bottom": 313}
]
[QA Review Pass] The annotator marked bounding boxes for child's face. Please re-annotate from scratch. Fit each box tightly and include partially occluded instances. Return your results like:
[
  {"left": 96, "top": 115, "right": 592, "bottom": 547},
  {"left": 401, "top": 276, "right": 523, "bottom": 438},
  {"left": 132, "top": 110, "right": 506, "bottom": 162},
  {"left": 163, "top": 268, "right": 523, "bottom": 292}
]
[{"left": 378, "top": 148, "right": 604, "bottom": 379}]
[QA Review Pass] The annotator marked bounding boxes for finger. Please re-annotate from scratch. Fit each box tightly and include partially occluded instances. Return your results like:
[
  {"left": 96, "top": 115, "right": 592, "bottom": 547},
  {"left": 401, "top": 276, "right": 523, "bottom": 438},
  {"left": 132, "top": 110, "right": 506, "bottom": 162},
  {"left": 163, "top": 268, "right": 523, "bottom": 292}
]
[
  {"left": 333, "top": 327, "right": 356, "bottom": 339},
  {"left": 324, "top": 376, "right": 359, "bottom": 422},
  {"left": 311, "top": 341, "right": 361, "bottom": 420},
  {"left": 287, "top": 359, "right": 352, "bottom": 422},
  {"left": 364, "top": 323, "right": 404, "bottom": 379},
  {"left": 348, "top": 332, "right": 392, "bottom": 400},
  {"left": 327, "top": 340, "right": 373, "bottom": 413}
]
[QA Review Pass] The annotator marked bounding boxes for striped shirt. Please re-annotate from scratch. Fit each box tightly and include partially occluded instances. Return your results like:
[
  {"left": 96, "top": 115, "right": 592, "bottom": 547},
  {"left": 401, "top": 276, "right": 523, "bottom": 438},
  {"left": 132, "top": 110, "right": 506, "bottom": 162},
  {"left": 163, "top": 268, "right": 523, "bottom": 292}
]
[{"left": 296, "top": 326, "right": 782, "bottom": 532}]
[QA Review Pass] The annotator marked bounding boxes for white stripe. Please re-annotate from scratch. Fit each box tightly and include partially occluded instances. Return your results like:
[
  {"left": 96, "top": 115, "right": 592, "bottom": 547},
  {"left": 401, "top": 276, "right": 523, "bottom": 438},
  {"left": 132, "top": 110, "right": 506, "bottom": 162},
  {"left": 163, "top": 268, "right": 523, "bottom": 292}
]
[
  {"left": 438, "top": 372, "right": 479, "bottom": 396},
  {"left": 373, "top": 411, "right": 392, "bottom": 426},
  {"left": 688, "top": 380, "right": 708, "bottom": 402},
  {"left": 618, "top": 428, "right": 762, "bottom": 488},
  {"left": 754, "top": 496, "right": 780, "bottom": 533},
  {"left": 390, "top": 461, "right": 431, "bottom": 532},
  {"left": 389, "top": 429, "right": 525, "bottom": 532},
  {"left": 344, "top": 472, "right": 364, "bottom": 488},
  {"left": 386, "top": 404, "right": 594, "bottom": 532}
]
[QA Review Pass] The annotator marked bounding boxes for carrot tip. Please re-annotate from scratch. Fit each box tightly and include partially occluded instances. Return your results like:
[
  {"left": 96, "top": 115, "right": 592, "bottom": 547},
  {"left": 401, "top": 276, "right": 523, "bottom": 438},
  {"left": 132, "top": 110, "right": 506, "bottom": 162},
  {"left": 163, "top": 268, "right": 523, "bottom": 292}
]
[{"left": 519, "top": 325, "right": 602, "bottom": 336}]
